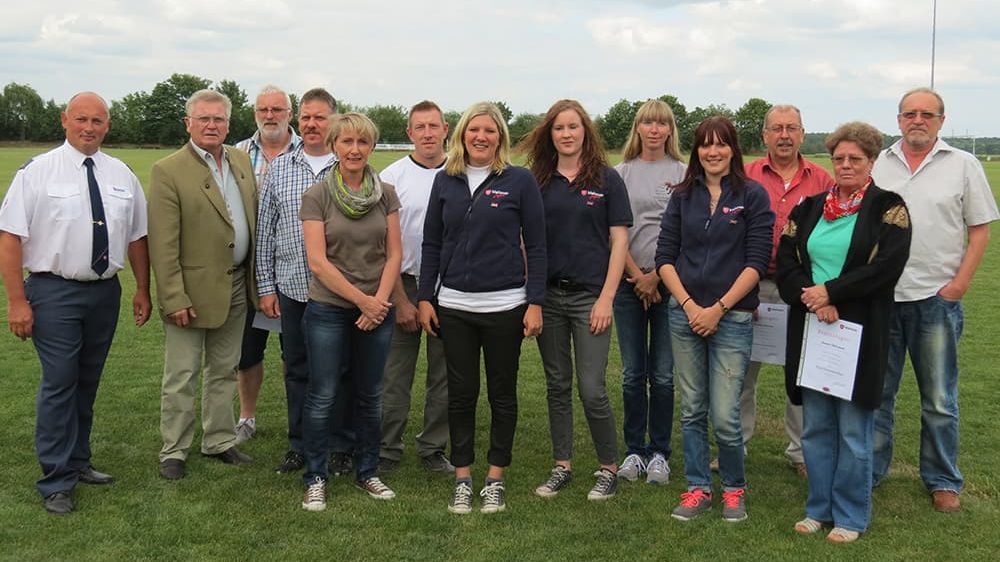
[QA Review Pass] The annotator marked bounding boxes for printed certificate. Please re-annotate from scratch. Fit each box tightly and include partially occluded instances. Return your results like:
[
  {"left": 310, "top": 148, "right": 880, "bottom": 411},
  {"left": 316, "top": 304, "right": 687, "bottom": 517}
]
[
  {"left": 796, "top": 314, "right": 862, "bottom": 401},
  {"left": 751, "top": 303, "right": 790, "bottom": 365}
]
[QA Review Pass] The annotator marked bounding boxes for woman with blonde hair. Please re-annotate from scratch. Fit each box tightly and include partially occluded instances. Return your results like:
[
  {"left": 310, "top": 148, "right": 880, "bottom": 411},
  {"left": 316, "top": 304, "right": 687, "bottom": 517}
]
[
  {"left": 613, "top": 99, "right": 687, "bottom": 484},
  {"left": 520, "top": 99, "right": 632, "bottom": 500},
  {"left": 418, "top": 102, "right": 546, "bottom": 514}
]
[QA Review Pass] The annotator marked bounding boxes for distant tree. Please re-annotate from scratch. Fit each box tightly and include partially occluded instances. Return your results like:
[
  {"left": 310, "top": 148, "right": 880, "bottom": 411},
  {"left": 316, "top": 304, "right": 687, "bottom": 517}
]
[
  {"left": 443, "top": 111, "right": 461, "bottom": 137},
  {"left": 734, "top": 97, "right": 771, "bottom": 154},
  {"left": 145, "top": 73, "right": 211, "bottom": 146},
  {"left": 681, "top": 104, "right": 734, "bottom": 152},
  {"left": 334, "top": 99, "right": 355, "bottom": 114},
  {"left": 32, "top": 99, "right": 65, "bottom": 142},
  {"left": 215, "top": 79, "right": 255, "bottom": 142},
  {"left": 599, "top": 98, "right": 642, "bottom": 150},
  {"left": 106, "top": 91, "right": 149, "bottom": 145},
  {"left": 363, "top": 105, "right": 408, "bottom": 143},
  {"left": 1, "top": 82, "right": 44, "bottom": 141},
  {"left": 493, "top": 101, "right": 513, "bottom": 125},
  {"left": 658, "top": 94, "right": 690, "bottom": 150},
  {"left": 508, "top": 112, "right": 543, "bottom": 146}
]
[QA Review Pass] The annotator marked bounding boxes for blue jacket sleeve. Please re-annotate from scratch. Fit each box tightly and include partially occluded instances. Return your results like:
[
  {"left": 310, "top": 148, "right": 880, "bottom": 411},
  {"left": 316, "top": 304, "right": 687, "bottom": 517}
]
[
  {"left": 743, "top": 182, "right": 775, "bottom": 276},
  {"left": 418, "top": 174, "right": 445, "bottom": 302},
  {"left": 519, "top": 169, "right": 547, "bottom": 305},
  {"left": 654, "top": 193, "right": 683, "bottom": 271}
]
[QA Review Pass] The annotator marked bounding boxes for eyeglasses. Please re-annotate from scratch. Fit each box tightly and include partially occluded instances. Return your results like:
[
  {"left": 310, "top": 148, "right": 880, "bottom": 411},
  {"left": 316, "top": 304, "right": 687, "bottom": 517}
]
[
  {"left": 765, "top": 125, "right": 802, "bottom": 134},
  {"left": 187, "top": 116, "right": 229, "bottom": 126},
  {"left": 831, "top": 155, "right": 868, "bottom": 166},
  {"left": 899, "top": 111, "right": 942, "bottom": 120},
  {"left": 256, "top": 107, "right": 289, "bottom": 115}
]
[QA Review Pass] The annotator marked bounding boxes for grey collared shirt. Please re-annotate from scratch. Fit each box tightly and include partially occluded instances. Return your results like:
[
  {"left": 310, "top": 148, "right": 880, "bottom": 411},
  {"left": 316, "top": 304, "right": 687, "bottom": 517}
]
[{"left": 191, "top": 142, "right": 250, "bottom": 265}]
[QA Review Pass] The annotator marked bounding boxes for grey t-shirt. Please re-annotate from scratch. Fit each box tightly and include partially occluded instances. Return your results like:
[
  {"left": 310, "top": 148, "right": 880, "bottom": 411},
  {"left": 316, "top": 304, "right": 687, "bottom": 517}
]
[
  {"left": 299, "top": 181, "right": 401, "bottom": 308},
  {"left": 615, "top": 157, "right": 687, "bottom": 270}
]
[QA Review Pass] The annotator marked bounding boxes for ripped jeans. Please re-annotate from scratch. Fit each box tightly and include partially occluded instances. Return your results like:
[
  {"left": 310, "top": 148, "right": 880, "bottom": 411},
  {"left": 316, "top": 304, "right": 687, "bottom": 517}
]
[{"left": 668, "top": 298, "right": 752, "bottom": 491}]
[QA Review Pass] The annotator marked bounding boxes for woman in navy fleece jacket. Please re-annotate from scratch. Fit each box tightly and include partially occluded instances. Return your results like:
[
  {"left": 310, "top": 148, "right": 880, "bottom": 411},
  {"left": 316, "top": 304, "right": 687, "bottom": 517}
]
[
  {"left": 655, "top": 116, "right": 774, "bottom": 523},
  {"left": 417, "top": 102, "right": 546, "bottom": 515}
]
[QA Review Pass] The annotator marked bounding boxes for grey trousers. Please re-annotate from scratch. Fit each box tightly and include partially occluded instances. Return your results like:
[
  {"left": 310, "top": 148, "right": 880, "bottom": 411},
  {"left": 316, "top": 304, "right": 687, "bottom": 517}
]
[
  {"left": 739, "top": 278, "right": 804, "bottom": 464},
  {"left": 536, "top": 287, "right": 618, "bottom": 465},
  {"left": 379, "top": 275, "right": 449, "bottom": 461}
]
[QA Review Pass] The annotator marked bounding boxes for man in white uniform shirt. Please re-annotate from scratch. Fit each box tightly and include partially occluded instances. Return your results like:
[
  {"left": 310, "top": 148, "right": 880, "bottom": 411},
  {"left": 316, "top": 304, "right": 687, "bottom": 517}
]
[
  {"left": 377, "top": 100, "right": 453, "bottom": 474},
  {"left": 0, "top": 92, "right": 151, "bottom": 514}
]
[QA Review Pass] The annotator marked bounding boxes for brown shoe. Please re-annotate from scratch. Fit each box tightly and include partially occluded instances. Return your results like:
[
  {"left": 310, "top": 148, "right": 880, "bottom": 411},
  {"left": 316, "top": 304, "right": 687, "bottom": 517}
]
[
  {"left": 204, "top": 446, "right": 253, "bottom": 465},
  {"left": 932, "top": 490, "right": 961, "bottom": 513},
  {"left": 159, "top": 458, "right": 186, "bottom": 480}
]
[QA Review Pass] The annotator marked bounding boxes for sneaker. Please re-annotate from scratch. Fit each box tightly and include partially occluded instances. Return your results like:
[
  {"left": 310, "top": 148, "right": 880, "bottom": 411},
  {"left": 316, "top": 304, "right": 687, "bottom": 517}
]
[
  {"left": 329, "top": 452, "right": 353, "bottom": 477},
  {"left": 421, "top": 452, "right": 455, "bottom": 473},
  {"left": 618, "top": 454, "right": 646, "bottom": 482},
  {"left": 274, "top": 451, "right": 305, "bottom": 474},
  {"left": 234, "top": 418, "right": 255, "bottom": 445},
  {"left": 721, "top": 488, "right": 748, "bottom": 522},
  {"left": 378, "top": 457, "right": 399, "bottom": 475},
  {"left": 356, "top": 476, "right": 396, "bottom": 500},
  {"left": 448, "top": 481, "right": 474, "bottom": 515},
  {"left": 535, "top": 465, "right": 573, "bottom": 498},
  {"left": 646, "top": 453, "right": 670, "bottom": 485},
  {"left": 671, "top": 489, "right": 712, "bottom": 521},
  {"left": 301, "top": 477, "right": 326, "bottom": 511},
  {"left": 587, "top": 468, "right": 618, "bottom": 501},
  {"left": 480, "top": 481, "right": 506, "bottom": 514}
]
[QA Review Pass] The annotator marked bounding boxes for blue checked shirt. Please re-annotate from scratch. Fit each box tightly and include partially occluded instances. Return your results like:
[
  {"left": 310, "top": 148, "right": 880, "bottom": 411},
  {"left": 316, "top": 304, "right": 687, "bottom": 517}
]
[
  {"left": 255, "top": 145, "right": 336, "bottom": 302},
  {"left": 236, "top": 128, "right": 302, "bottom": 184}
]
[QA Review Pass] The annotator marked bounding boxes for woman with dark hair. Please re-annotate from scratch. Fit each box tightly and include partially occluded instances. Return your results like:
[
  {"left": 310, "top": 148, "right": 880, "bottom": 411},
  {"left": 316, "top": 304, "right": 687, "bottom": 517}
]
[
  {"left": 777, "top": 122, "right": 910, "bottom": 543},
  {"left": 519, "top": 99, "right": 632, "bottom": 500},
  {"left": 418, "top": 102, "right": 546, "bottom": 515},
  {"left": 613, "top": 99, "right": 687, "bottom": 484},
  {"left": 655, "top": 116, "right": 774, "bottom": 522}
]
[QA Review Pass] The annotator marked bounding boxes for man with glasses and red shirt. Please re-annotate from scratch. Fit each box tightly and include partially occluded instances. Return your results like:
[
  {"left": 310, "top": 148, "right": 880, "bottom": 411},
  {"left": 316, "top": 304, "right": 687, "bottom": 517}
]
[{"left": 871, "top": 88, "right": 998, "bottom": 513}]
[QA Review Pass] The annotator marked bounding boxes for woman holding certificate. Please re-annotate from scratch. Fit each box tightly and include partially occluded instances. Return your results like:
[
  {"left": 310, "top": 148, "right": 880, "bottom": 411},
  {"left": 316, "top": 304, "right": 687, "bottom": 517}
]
[{"left": 776, "top": 122, "right": 911, "bottom": 543}]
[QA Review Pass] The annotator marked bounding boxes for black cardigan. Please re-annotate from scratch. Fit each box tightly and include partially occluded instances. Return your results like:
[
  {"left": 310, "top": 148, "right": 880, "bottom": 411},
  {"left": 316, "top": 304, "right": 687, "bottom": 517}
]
[{"left": 775, "top": 184, "right": 911, "bottom": 410}]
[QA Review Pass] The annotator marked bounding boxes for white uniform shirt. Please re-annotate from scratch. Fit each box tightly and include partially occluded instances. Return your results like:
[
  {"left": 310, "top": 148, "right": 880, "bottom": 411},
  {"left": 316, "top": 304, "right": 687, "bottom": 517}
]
[
  {"left": 872, "top": 138, "right": 999, "bottom": 302},
  {"left": 379, "top": 155, "right": 446, "bottom": 277},
  {"left": 0, "top": 141, "right": 147, "bottom": 281}
]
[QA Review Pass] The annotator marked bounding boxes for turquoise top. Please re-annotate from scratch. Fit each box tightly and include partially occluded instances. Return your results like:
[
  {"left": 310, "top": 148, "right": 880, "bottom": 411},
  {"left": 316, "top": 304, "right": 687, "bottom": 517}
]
[{"left": 807, "top": 214, "right": 858, "bottom": 285}]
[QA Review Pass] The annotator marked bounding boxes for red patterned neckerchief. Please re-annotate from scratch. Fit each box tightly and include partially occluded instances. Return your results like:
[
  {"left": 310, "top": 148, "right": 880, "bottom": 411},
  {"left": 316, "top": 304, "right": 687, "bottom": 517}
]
[{"left": 822, "top": 179, "right": 871, "bottom": 221}]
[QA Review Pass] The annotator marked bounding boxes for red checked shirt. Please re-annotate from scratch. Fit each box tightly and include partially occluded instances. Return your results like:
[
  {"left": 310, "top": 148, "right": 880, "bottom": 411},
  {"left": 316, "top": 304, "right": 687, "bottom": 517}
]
[{"left": 745, "top": 154, "right": 834, "bottom": 275}]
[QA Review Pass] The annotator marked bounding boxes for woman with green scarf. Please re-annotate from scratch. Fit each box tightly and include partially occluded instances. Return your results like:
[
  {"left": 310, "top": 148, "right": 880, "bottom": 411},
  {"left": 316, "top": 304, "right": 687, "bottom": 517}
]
[{"left": 298, "top": 112, "right": 403, "bottom": 512}]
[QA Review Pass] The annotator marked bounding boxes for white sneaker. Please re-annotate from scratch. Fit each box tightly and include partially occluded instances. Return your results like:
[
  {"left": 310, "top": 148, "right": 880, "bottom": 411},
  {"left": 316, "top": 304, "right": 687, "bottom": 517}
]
[
  {"left": 618, "top": 454, "right": 646, "bottom": 482},
  {"left": 302, "top": 477, "right": 326, "bottom": 511},
  {"left": 234, "top": 418, "right": 255, "bottom": 445},
  {"left": 646, "top": 453, "right": 670, "bottom": 485}
]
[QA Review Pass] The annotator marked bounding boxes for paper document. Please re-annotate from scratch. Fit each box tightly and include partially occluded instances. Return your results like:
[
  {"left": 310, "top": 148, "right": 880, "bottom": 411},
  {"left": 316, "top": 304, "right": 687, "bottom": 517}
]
[
  {"left": 751, "top": 303, "right": 789, "bottom": 365},
  {"left": 251, "top": 311, "right": 282, "bottom": 333},
  {"left": 796, "top": 313, "right": 862, "bottom": 401}
]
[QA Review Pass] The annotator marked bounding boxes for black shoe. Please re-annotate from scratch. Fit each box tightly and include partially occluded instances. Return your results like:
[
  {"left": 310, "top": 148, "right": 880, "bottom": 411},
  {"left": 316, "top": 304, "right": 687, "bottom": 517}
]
[
  {"left": 44, "top": 491, "right": 73, "bottom": 514},
  {"left": 159, "top": 458, "right": 186, "bottom": 480},
  {"left": 204, "top": 446, "right": 253, "bottom": 465},
  {"left": 275, "top": 451, "right": 305, "bottom": 473},
  {"left": 329, "top": 452, "right": 353, "bottom": 476},
  {"left": 378, "top": 457, "right": 399, "bottom": 475},
  {"left": 78, "top": 466, "right": 114, "bottom": 485},
  {"left": 420, "top": 452, "right": 455, "bottom": 473}
]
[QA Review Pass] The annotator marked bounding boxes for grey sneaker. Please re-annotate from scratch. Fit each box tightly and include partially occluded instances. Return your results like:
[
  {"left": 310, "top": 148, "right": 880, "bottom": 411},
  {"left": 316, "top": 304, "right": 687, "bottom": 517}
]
[
  {"left": 534, "top": 465, "right": 572, "bottom": 498},
  {"left": 646, "top": 453, "right": 670, "bottom": 485},
  {"left": 618, "top": 454, "right": 646, "bottom": 482},
  {"left": 587, "top": 468, "right": 618, "bottom": 501},
  {"left": 301, "top": 476, "right": 326, "bottom": 512},
  {"left": 329, "top": 452, "right": 353, "bottom": 476},
  {"left": 421, "top": 452, "right": 455, "bottom": 473},
  {"left": 480, "top": 481, "right": 506, "bottom": 514},
  {"left": 448, "top": 481, "right": 474, "bottom": 514},
  {"left": 356, "top": 476, "right": 396, "bottom": 500},
  {"left": 721, "top": 488, "right": 748, "bottom": 522},
  {"left": 234, "top": 419, "right": 255, "bottom": 445},
  {"left": 671, "top": 489, "right": 712, "bottom": 521}
]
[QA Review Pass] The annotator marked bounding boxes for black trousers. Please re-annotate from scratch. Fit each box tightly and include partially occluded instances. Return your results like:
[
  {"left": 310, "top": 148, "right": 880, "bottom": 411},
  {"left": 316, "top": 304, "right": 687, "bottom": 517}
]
[{"left": 438, "top": 304, "right": 526, "bottom": 468}]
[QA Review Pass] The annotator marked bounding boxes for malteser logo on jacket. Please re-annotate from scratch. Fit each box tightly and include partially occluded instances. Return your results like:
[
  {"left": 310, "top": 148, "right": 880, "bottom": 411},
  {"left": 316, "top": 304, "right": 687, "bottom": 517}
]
[
  {"left": 722, "top": 205, "right": 744, "bottom": 224},
  {"left": 485, "top": 188, "right": 509, "bottom": 208},
  {"left": 580, "top": 189, "right": 604, "bottom": 207}
]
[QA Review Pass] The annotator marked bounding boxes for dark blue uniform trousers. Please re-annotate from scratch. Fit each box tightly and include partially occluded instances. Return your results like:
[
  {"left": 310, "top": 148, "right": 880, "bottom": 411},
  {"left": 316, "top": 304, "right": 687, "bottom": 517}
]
[{"left": 26, "top": 273, "right": 120, "bottom": 498}]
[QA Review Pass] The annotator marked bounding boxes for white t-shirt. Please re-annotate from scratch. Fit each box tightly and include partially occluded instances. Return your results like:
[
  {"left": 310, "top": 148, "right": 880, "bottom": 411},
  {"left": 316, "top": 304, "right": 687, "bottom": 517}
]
[
  {"left": 304, "top": 152, "right": 335, "bottom": 177},
  {"left": 872, "top": 138, "right": 999, "bottom": 302},
  {"left": 379, "top": 155, "right": 445, "bottom": 277},
  {"left": 0, "top": 142, "right": 148, "bottom": 281}
]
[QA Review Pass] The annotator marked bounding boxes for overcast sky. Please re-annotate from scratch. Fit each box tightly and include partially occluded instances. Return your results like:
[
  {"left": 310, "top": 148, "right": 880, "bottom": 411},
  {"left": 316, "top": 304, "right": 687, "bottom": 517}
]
[{"left": 3, "top": 0, "right": 998, "bottom": 137}]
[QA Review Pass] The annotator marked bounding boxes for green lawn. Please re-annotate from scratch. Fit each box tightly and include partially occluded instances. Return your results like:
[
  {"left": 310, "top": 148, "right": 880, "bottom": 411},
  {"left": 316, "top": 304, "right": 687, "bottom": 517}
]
[{"left": 0, "top": 147, "right": 998, "bottom": 561}]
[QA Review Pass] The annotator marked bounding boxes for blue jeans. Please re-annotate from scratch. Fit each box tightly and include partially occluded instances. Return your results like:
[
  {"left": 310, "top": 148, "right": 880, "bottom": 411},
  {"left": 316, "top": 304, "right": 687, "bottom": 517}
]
[
  {"left": 873, "top": 295, "right": 964, "bottom": 492},
  {"left": 302, "top": 301, "right": 394, "bottom": 482},
  {"left": 802, "top": 389, "right": 874, "bottom": 533},
  {"left": 668, "top": 299, "right": 751, "bottom": 491},
  {"left": 613, "top": 283, "right": 673, "bottom": 459}
]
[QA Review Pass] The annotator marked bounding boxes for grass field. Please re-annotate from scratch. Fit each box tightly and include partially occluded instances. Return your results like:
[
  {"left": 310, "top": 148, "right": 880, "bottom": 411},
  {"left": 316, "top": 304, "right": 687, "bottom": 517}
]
[{"left": 0, "top": 146, "right": 998, "bottom": 561}]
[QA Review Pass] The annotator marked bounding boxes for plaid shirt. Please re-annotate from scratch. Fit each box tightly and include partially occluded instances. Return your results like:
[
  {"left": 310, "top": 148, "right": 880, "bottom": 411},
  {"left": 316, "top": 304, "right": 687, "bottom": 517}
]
[
  {"left": 236, "top": 128, "right": 302, "bottom": 183},
  {"left": 255, "top": 145, "right": 336, "bottom": 302}
]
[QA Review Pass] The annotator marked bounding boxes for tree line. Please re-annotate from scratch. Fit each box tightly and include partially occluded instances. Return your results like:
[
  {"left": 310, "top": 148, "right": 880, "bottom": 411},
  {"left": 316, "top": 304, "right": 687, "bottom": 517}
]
[{"left": 2, "top": 76, "right": 998, "bottom": 156}]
